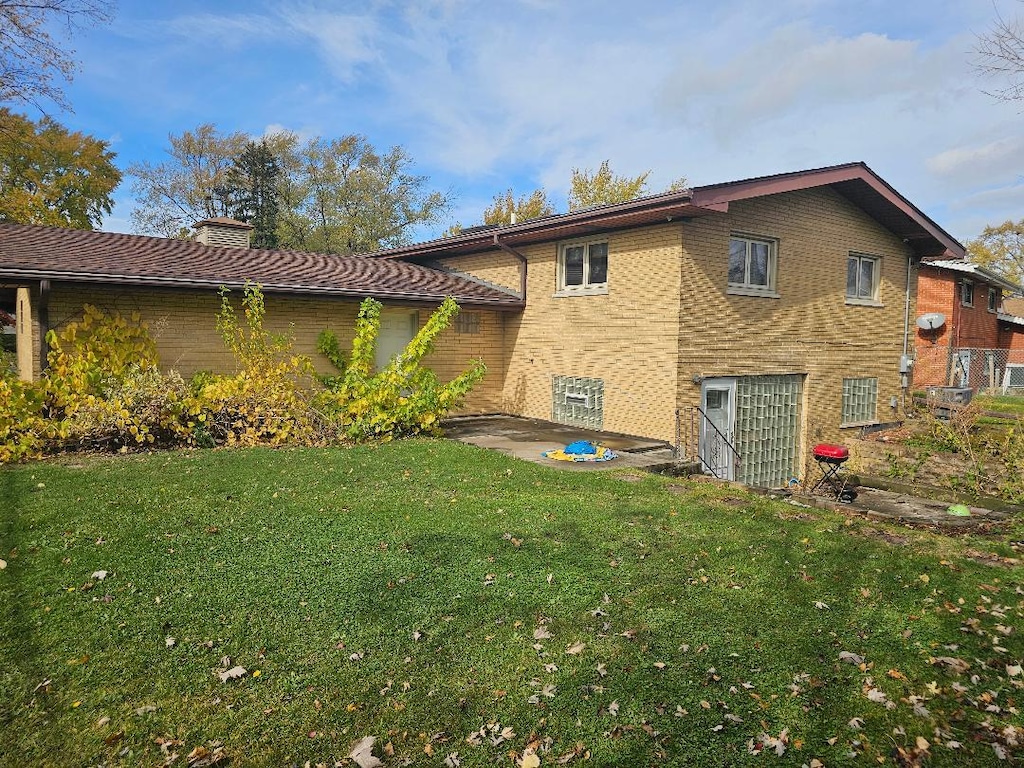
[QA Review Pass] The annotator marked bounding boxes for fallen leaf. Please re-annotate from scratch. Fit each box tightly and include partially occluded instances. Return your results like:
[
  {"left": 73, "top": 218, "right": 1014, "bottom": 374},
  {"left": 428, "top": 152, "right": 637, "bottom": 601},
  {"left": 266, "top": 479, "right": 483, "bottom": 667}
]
[
  {"left": 218, "top": 666, "right": 247, "bottom": 683},
  {"left": 814, "top": 601, "right": 829, "bottom": 610},
  {"left": 608, "top": 700, "right": 620, "bottom": 716},
  {"left": 931, "top": 656, "right": 970, "bottom": 675},
  {"left": 566, "top": 642, "right": 585, "bottom": 655},
  {"left": 165, "top": 637, "right": 177, "bottom": 649},
  {"left": 92, "top": 570, "right": 108, "bottom": 581},
  {"left": 0, "top": 559, "right": 6, "bottom": 569},
  {"left": 533, "top": 627, "right": 552, "bottom": 640},
  {"left": 915, "top": 736, "right": 930, "bottom": 750},
  {"left": 348, "top": 736, "right": 382, "bottom": 768},
  {"left": 521, "top": 753, "right": 541, "bottom": 768},
  {"left": 840, "top": 651, "right": 865, "bottom": 665},
  {"left": 596, "top": 662, "right": 607, "bottom": 677}
]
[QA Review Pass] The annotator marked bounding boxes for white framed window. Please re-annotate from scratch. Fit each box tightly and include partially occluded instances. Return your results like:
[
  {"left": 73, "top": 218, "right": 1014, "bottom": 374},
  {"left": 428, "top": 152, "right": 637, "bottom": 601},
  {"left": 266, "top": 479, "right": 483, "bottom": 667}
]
[
  {"left": 556, "top": 238, "right": 608, "bottom": 296},
  {"left": 846, "top": 253, "right": 881, "bottom": 305},
  {"left": 988, "top": 287, "right": 999, "bottom": 313},
  {"left": 961, "top": 280, "right": 974, "bottom": 307},
  {"left": 841, "top": 377, "right": 878, "bottom": 426},
  {"left": 728, "top": 234, "right": 777, "bottom": 296}
]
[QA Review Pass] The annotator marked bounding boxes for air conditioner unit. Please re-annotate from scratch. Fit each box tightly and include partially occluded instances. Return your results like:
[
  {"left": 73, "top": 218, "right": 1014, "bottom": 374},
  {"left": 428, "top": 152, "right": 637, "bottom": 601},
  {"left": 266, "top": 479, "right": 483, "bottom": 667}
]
[{"left": 926, "top": 386, "right": 973, "bottom": 405}]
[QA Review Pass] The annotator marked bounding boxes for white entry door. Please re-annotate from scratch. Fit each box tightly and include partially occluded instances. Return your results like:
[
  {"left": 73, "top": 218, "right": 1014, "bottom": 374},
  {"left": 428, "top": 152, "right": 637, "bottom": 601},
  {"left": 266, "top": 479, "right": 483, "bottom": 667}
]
[
  {"left": 700, "top": 377, "right": 737, "bottom": 480},
  {"left": 375, "top": 310, "right": 417, "bottom": 370}
]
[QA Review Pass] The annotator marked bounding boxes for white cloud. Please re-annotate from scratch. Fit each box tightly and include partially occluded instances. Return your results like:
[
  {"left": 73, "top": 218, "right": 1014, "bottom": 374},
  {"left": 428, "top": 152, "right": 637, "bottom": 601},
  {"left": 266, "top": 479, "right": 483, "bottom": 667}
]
[
  {"left": 928, "top": 137, "right": 1024, "bottom": 180},
  {"left": 279, "top": 9, "right": 380, "bottom": 82}
]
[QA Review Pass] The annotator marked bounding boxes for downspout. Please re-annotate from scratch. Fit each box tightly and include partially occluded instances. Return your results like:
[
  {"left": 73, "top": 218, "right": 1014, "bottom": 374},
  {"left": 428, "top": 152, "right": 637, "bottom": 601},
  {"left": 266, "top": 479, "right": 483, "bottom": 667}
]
[
  {"left": 493, "top": 234, "right": 527, "bottom": 301},
  {"left": 902, "top": 255, "right": 913, "bottom": 409},
  {"left": 38, "top": 279, "right": 50, "bottom": 374}
]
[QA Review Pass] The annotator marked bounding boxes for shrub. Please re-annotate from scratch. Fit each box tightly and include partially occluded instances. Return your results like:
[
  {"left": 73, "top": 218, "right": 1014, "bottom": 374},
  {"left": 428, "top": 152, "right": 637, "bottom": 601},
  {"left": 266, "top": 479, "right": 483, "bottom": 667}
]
[
  {"left": 0, "top": 376, "right": 46, "bottom": 462},
  {"left": 316, "top": 297, "right": 485, "bottom": 441},
  {"left": 57, "top": 366, "right": 194, "bottom": 452},
  {"left": 194, "top": 284, "right": 320, "bottom": 446}
]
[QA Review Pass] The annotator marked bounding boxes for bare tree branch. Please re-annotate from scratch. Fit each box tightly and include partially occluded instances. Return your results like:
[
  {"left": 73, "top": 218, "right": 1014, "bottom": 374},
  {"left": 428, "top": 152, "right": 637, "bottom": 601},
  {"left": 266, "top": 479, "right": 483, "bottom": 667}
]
[{"left": 0, "top": 0, "right": 114, "bottom": 112}]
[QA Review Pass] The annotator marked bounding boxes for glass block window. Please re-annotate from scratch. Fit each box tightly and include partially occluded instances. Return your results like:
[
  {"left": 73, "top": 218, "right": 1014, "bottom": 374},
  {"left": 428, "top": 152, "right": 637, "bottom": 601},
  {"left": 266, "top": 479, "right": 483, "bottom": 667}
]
[
  {"left": 842, "top": 377, "right": 878, "bottom": 426},
  {"left": 734, "top": 375, "right": 802, "bottom": 488},
  {"left": 455, "top": 312, "right": 481, "bottom": 334},
  {"left": 552, "top": 375, "right": 603, "bottom": 429}
]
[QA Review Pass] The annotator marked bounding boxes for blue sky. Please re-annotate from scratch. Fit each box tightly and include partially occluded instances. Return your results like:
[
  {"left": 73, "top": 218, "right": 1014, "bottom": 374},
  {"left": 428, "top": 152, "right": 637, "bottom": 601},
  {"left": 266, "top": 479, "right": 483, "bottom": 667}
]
[{"left": 42, "top": 0, "right": 1024, "bottom": 244}]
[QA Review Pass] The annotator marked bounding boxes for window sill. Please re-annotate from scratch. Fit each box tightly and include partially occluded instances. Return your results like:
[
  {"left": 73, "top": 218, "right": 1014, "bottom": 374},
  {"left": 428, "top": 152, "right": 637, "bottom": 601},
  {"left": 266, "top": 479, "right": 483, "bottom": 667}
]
[
  {"left": 840, "top": 420, "right": 879, "bottom": 429},
  {"left": 726, "top": 286, "right": 779, "bottom": 299},
  {"left": 845, "top": 298, "right": 883, "bottom": 308},
  {"left": 553, "top": 286, "right": 608, "bottom": 298}
]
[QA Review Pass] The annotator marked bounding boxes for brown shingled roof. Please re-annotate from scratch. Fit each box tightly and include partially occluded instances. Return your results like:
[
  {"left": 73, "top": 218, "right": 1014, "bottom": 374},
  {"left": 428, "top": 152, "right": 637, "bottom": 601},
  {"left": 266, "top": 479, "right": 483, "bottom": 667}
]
[{"left": 0, "top": 223, "right": 522, "bottom": 309}]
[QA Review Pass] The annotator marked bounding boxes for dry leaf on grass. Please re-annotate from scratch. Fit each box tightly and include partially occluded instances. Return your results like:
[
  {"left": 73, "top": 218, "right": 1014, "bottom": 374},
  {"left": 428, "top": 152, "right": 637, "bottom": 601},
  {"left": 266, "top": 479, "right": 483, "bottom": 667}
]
[
  {"left": 217, "top": 666, "right": 246, "bottom": 683},
  {"left": 348, "top": 736, "right": 382, "bottom": 768}
]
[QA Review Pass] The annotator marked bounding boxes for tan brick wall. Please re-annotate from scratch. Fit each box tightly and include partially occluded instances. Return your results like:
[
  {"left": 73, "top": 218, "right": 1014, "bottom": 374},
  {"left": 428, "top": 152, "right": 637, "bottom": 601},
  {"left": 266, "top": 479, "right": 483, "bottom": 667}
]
[
  {"left": 44, "top": 285, "right": 505, "bottom": 413},
  {"left": 437, "top": 250, "right": 522, "bottom": 294},
  {"left": 15, "top": 286, "right": 41, "bottom": 381},
  {"left": 676, "top": 187, "right": 917, "bottom": 479},
  {"left": 443, "top": 225, "right": 685, "bottom": 442}
]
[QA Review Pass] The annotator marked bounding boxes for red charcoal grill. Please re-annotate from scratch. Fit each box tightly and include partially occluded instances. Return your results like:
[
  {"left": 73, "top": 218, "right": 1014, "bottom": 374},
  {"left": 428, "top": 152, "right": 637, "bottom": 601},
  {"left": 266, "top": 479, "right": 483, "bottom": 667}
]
[{"left": 812, "top": 443, "right": 852, "bottom": 500}]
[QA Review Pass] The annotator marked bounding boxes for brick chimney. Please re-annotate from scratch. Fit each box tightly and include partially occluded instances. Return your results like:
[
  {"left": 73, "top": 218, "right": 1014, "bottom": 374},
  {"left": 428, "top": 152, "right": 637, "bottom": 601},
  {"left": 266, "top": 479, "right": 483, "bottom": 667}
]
[{"left": 193, "top": 217, "right": 253, "bottom": 248}]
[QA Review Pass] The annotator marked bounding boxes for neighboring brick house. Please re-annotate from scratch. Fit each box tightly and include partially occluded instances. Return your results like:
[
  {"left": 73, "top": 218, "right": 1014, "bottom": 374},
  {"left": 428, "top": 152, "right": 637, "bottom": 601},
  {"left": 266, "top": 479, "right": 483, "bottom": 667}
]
[
  {"left": 0, "top": 162, "right": 965, "bottom": 486},
  {"left": 913, "top": 260, "right": 1022, "bottom": 389}
]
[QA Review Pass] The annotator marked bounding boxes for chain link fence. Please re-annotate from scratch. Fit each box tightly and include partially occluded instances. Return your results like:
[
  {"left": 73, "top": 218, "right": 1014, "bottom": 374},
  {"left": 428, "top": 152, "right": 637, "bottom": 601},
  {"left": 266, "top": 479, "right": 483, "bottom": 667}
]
[{"left": 915, "top": 345, "right": 1024, "bottom": 393}]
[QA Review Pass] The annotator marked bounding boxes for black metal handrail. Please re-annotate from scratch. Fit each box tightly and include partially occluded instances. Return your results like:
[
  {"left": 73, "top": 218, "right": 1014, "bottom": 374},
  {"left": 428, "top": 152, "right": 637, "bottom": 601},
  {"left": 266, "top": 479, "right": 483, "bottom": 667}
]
[{"left": 689, "top": 405, "right": 742, "bottom": 479}]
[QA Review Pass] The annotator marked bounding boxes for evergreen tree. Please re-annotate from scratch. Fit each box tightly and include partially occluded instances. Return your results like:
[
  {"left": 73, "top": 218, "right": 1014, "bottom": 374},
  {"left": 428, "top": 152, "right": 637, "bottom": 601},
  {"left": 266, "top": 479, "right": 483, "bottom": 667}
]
[{"left": 224, "top": 140, "right": 281, "bottom": 249}]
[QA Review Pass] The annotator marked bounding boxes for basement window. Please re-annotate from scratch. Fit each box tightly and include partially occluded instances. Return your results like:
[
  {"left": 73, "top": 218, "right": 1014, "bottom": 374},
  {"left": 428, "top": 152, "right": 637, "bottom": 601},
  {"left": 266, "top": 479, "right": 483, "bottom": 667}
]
[
  {"left": 841, "top": 377, "right": 878, "bottom": 426},
  {"left": 455, "top": 312, "right": 481, "bottom": 334}
]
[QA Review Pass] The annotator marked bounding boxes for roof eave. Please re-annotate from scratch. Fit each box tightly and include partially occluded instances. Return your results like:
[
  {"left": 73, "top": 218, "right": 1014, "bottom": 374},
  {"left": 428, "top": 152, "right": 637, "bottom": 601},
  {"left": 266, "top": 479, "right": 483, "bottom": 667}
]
[{"left": 0, "top": 269, "right": 525, "bottom": 311}]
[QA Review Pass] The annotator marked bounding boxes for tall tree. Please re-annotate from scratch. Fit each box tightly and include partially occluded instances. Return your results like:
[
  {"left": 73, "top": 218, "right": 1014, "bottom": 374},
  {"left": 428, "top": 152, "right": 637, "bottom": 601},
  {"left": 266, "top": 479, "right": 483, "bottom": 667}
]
[
  {"left": 975, "top": 5, "right": 1024, "bottom": 101},
  {"left": 568, "top": 160, "right": 651, "bottom": 211},
  {"left": 273, "top": 134, "right": 448, "bottom": 255},
  {"left": 128, "top": 124, "right": 250, "bottom": 238},
  {"left": 0, "top": 108, "right": 120, "bottom": 228},
  {"left": 0, "top": 0, "right": 113, "bottom": 111},
  {"left": 222, "top": 140, "right": 281, "bottom": 249},
  {"left": 482, "top": 188, "right": 554, "bottom": 225},
  {"left": 967, "top": 220, "right": 1024, "bottom": 284}
]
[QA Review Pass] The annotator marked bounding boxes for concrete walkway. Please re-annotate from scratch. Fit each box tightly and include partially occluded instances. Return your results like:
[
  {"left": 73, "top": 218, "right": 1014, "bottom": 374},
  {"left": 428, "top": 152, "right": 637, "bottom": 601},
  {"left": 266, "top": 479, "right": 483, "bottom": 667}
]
[{"left": 442, "top": 415, "right": 682, "bottom": 472}]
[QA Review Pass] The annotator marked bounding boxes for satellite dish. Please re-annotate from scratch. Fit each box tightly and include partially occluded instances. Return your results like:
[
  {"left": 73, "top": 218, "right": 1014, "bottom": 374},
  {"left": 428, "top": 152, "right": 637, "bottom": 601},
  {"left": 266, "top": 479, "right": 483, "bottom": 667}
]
[{"left": 916, "top": 312, "right": 946, "bottom": 331}]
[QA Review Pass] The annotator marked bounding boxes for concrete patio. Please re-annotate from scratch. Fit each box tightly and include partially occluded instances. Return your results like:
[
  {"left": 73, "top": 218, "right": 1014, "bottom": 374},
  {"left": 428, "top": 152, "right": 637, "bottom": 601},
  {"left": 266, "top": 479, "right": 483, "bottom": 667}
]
[{"left": 442, "top": 414, "right": 683, "bottom": 472}]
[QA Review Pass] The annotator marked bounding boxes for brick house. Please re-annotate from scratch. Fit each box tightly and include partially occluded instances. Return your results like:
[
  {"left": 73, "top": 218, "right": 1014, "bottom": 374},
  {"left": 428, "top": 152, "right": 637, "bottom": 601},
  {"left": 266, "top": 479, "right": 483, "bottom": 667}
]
[
  {"left": 914, "top": 260, "right": 1022, "bottom": 390},
  {"left": 0, "top": 162, "right": 964, "bottom": 486}
]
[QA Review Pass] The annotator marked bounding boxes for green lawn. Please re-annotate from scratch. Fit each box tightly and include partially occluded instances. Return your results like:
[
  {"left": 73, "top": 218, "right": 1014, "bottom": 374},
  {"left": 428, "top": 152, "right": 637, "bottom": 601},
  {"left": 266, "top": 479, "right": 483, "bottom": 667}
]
[{"left": 1, "top": 440, "right": 1022, "bottom": 766}]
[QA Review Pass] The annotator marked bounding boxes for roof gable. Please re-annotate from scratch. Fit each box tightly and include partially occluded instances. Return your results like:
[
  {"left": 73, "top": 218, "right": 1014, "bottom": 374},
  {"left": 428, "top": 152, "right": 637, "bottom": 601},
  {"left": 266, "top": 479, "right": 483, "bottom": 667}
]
[{"left": 376, "top": 162, "right": 963, "bottom": 262}]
